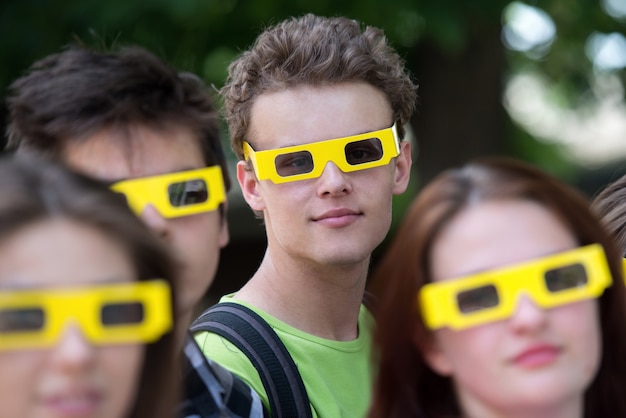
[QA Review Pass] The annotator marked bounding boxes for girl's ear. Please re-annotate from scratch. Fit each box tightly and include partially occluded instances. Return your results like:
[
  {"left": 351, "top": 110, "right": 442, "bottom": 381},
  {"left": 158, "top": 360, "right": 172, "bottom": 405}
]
[
  {"left": 218, "top": 201, "right": 229, "bottom": 248},
  {"left": 417, "top": 329, "right": 453, "bottom": 376}
]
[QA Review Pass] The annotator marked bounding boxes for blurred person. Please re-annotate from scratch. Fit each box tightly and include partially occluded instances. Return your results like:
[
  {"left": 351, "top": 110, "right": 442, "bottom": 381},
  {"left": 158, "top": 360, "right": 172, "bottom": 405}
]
[
  {"left": 192, "top": 13, "right": 417, "bottom": 417},
  {"left": 591, "top": 172, "right": 626, "bottom": 255},
  {"left": 0, "top": 154, "right": 178, "bottom": 418},
  {"left": 6, "top": 45, "right": 265, "bottom": 417},
  {"left": 368, "top": 157, "right": 626, "bottom": 418}
]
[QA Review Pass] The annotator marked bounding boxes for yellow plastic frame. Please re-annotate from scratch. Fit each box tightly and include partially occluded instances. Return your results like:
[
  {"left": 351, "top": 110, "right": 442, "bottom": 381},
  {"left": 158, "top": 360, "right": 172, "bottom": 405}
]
[
  {"left": 111, "top": 166, "right": 225, "bottom": 218},
  {"left": 243, "top": 123, "right": 400, "bottom": 184},
  {"left": 0, "top": 280, "right": 172, "bottom": 350},
  {"left": 419, "top": 244, "right": 612, "bottom": 331}
]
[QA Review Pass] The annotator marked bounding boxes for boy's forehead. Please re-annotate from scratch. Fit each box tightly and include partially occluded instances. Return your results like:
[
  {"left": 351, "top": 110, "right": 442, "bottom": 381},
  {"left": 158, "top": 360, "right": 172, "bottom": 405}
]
[
  {"left": 247, "top": 83, "right": 393, "bottom": 149},
  {"left": 61, "top": 125, "right": 206, "bottom": 183}
]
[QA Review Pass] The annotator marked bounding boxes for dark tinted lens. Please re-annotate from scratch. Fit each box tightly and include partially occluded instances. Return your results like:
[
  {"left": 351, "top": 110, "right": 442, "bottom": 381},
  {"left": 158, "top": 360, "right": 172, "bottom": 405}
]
[
  {"left": 168, "top": 180, "right": 208, "bottom": 207},
  {"left": 545, "top": 263, "right": 588, "bottom": 292},
  {"left": 345, "top": 138, "right": 384, "bottom": 165},
  {"left": 101, "top": 302, "right": 145, "bottom": 325},
  {"left": 0, "top": 308, "right": 44, "bottom": 332},
  {"left": 274, "top": 151, "right": 314, "bottom": 176},
  {"left": 457, "top": 285, "right": 499, "bottom": 313}
]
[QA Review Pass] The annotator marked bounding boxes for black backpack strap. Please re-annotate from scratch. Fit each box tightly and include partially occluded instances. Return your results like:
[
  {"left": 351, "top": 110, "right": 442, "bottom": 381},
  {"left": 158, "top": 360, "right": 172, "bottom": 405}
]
[{"left": 190, "top": 302, "right": 312, "bottom": 418}]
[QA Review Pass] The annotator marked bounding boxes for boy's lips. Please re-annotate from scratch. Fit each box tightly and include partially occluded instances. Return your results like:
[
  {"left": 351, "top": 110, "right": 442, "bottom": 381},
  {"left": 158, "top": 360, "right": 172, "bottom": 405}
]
[
  {"left": 314, "top": 208, "right": 360, "bottom": 220},
  {"left": 313, "top": 208, "right": 362, "bottom": 227}
]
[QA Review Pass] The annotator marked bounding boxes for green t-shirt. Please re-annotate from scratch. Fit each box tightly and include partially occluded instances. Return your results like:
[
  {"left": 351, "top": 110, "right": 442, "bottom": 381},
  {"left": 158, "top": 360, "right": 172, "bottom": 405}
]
[{"left": 194, "top": 294, "right": 376, "bottom": 418}]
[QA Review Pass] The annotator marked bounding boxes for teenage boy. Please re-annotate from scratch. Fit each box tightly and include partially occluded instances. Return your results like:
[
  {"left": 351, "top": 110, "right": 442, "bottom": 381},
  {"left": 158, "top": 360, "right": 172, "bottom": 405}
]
[
  {"left": 193, "top": 13, "right": 418, "bottom": 417},
  {"left": 6, "top": 45, "right": 266, "bottom": 418}
]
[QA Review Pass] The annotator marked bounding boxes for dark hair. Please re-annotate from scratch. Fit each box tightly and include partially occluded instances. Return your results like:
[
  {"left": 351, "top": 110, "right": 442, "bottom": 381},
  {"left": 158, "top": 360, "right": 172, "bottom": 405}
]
[
  {"left": 592, "top": 172, "right": 626, "bottom": 256},
  {"left": 0, "top": 154, "right": 180, "bottom": 418},
  {"left": 220, "top": 13, "right": 418, "bottom": 159},
  {"left": 368, "top": 157, "right": 626, "bottom": 418},
  {"left": 6, "top": 44, "right": 231, "bottom": 191}
]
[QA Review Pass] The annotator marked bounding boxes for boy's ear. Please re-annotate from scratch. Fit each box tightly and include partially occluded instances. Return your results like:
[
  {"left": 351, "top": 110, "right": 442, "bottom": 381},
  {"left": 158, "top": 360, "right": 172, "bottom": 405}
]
[
  {"left": 392, "top": 141, "right": 412, "bottom": 195},
  {"left": 237, "top": 161, "right": 266, "bottom": 212}
]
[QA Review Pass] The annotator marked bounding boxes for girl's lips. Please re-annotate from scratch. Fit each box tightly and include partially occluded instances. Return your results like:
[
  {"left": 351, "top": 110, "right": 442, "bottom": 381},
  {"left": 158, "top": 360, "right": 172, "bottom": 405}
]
[
  {"left": 512, "top": 344, "right": 561, "bottom": 368},
  {"left": 42, "top": 391, "right": 102, "bottom": 416}
]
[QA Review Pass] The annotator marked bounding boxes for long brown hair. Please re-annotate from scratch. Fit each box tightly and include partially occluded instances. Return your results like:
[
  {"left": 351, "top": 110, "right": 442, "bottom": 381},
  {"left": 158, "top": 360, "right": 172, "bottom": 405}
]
[
  {"left": 368, "top": 157, "right": 626, "bottom": 418},
  {"left": 0, "top": 154, "right": 180, "bottom": 418}
]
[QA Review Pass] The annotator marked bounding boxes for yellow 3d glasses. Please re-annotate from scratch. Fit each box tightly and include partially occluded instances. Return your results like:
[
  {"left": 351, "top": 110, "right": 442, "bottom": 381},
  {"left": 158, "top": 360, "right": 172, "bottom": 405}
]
[
  {"left": 419, "top": 244, "right": 612, "bottom": 331},
  {"left": 0, "top": 280, "right": 172, "bottom": 351},
  {"left": 111, "top": 166, "right": 225, "bottom": 218},
  {"left": 243, "top": 123, "right": 400, "bottom": 184}
]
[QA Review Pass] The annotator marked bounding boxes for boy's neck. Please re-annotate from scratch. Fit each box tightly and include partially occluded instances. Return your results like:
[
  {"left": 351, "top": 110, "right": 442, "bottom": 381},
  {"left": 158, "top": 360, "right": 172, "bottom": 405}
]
[{"left": 234, "top": 250, "right": 369, "bottom": 340}]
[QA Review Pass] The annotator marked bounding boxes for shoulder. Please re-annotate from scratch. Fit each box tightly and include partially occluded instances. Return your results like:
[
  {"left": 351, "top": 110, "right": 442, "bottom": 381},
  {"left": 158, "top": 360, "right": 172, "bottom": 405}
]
[
  {"left": 179, "top": 334, "right": 268, "bottom": 418},
  {"left": 191, "top": 302, "right": 272, "bottom": 409}
]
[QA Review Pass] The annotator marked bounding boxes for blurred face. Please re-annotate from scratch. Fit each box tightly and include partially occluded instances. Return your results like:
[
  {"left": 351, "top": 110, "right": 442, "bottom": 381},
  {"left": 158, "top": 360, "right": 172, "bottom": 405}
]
[
  {"left": 0, "top": 219, "right": 144, "bottom": 418},
  {"left": 63, "top": 125, "right": 229, "bottom": 317},
  {"left": 239, "top": 82, "right": 411, "bottom": 269},
  {"left": 425, "top": 199, "right": 601, "bottom": 418}
]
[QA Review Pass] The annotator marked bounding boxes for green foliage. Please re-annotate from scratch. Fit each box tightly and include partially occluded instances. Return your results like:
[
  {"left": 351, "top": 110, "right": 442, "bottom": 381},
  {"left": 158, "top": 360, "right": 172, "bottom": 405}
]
[
  {"left": 2, "top": 0, "right": 617, "bottom": 97},
  {"left": 520, "top": 0, "right": 625, "bottom": 104}
]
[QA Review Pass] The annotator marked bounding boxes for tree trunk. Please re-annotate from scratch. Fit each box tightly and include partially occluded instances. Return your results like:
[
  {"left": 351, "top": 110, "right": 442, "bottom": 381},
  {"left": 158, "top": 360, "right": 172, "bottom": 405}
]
[{"left": 410, "top": 22, "right": 508, "bottom": 185}]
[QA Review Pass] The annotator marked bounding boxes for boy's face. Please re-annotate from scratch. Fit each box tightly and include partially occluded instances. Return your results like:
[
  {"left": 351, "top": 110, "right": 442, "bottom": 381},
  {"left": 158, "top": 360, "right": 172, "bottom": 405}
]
[
  {"left": 62, "top": 124, "right": 229, "bottom": 316},
  {"left": 238, "top": 82, "right": 411, "bottom": 269}
]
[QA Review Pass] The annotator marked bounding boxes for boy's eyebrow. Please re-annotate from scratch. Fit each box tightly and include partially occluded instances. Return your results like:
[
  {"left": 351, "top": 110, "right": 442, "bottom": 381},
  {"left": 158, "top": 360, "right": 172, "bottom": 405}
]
[
  {"left": 108, "top": 166, "right": 205, "bottom": 185},
  {"left": 258, "top": 125, "right": 393, "bottom": 150}
]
